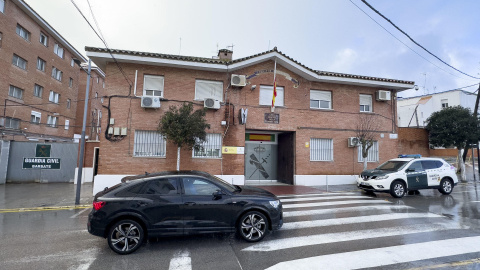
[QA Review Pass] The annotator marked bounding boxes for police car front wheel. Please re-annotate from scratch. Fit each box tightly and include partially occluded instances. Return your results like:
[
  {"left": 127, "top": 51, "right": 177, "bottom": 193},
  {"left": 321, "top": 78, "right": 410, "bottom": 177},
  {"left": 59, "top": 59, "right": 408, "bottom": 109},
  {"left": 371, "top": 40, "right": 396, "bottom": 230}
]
[
  {"left": 390, "top": 181, "right": 406, "bottom": 198},
  {"left": 439, "top": 178, "right": 453, "bottom": 195}
]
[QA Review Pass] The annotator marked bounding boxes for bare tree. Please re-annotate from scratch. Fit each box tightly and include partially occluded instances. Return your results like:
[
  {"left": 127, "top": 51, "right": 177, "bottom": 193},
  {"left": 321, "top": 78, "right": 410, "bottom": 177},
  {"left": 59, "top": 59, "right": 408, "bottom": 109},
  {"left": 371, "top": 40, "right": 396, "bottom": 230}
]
[{"left": 355, "top": 114, "right": 381, "bottom": 170}]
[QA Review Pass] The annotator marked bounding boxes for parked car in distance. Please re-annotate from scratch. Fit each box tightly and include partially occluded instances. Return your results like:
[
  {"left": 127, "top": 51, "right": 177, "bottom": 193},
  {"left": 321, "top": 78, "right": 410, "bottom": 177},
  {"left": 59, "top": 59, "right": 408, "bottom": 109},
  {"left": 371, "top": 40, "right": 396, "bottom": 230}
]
[
  {"left": 357, "top": 157, "right": 458, "bottom": 198},
  {"left": 88, "top": 170, "right": 283, "bottom": 254}
]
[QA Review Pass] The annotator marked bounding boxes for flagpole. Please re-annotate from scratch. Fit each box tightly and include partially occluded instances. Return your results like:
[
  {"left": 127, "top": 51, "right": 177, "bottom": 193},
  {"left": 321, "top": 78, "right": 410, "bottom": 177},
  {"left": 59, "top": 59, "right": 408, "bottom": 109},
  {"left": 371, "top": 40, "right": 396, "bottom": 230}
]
[{"left": 271, "top": 58, "right": 277, "bottom": 113}]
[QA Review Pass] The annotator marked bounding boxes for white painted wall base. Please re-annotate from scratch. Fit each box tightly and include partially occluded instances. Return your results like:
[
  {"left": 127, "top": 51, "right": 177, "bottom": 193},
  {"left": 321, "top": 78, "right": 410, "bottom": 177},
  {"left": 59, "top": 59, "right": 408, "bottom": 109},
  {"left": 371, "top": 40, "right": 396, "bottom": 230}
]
[
  {"left": 74, "top": 167, "right": 94, "bottom": 184},
  {"left": 215, "top": 175, "right": 245, "bottom": 185},
  {"left": 295, "top": 175, "right": 357, "bottom": 186},
  {"left": 92, "top": 174, "right": 131, "bottom": 194}
]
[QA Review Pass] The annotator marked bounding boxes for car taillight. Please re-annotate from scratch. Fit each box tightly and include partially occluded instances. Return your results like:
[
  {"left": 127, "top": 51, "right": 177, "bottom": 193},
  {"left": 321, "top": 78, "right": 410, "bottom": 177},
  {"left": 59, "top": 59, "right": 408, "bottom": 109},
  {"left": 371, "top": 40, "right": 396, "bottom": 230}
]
[{"left": 93, "top": 201, "right": 106, "bottom": 211}]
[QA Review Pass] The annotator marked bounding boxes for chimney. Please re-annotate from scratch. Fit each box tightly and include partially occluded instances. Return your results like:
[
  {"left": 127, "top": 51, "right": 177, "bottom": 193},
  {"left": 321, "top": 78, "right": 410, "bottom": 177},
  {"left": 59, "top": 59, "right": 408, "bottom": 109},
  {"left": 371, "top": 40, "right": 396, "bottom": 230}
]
[{"left": 217, "top": 49, "right": 233, "bottom": 61}]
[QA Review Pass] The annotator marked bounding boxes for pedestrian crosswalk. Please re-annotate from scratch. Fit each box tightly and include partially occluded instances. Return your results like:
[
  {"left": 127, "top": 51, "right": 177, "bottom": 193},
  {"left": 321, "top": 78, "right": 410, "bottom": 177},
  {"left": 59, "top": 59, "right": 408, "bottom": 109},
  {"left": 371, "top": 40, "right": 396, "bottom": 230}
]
[{"left": 242, "top": 192, "right": 479, "bottom": 270}]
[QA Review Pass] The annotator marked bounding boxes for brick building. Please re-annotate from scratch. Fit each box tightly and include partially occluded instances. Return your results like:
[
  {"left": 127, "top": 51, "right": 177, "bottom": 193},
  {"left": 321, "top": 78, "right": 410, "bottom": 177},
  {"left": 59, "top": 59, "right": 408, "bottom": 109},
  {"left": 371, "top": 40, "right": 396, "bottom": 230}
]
[
  {"left": 0, "top": 0, "right": 86, "bottom": 142},
  {"left": 86, "top": 46, "right": 414, "bottom": 193}
]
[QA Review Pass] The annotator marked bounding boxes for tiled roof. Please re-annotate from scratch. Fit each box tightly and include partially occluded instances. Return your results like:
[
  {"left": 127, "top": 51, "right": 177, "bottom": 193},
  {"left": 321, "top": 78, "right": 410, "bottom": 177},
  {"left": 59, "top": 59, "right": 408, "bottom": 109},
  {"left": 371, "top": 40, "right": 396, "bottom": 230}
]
[{"left": 85, "top": 46, "right": 414, "bottom": 85}]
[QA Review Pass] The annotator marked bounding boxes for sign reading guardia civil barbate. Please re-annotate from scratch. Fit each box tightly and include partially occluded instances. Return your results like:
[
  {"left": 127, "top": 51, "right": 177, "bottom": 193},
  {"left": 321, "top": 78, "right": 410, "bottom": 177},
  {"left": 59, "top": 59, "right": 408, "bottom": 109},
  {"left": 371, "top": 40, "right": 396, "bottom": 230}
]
[{"left": 23, "top": 144, "right": 61, "bottom": 169}]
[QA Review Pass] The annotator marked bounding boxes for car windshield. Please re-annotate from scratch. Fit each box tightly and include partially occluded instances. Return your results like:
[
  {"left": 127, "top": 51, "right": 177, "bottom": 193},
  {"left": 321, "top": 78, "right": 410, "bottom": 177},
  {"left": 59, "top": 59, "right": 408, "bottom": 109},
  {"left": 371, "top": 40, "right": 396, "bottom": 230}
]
[
  {"left": 376, "top": 161, "right": 408, "bottom": 171},
  {"left": 210, "top": 175, "right": 237, "bottom": 193}
]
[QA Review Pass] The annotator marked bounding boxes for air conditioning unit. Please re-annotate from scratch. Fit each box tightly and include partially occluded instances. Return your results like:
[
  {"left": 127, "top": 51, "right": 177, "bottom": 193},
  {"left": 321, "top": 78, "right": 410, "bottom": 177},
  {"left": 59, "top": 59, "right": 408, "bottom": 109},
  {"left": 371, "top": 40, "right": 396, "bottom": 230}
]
[
  {"left": 376, "top": 90, "right": 391, "bottom": 101},
  {"left": 141, "top": 96, "right": 161, "bottom": 108},
  {"left": 348, "top": 137, "right": 359, "bottom": 147},
  {"left": 231, "top": 74, "right": 247, "bottom": 87},
  {"left": 204, "top": 98, "right": 221, "bottom": 109}
]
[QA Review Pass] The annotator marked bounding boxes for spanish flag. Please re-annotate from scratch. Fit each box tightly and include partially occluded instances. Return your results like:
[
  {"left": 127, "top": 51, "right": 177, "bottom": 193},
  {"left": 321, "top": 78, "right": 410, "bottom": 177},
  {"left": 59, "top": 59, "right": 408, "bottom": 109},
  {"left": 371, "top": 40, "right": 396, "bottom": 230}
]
[{"left": 271, "top": 59, "right": 277, "bottom": 112}]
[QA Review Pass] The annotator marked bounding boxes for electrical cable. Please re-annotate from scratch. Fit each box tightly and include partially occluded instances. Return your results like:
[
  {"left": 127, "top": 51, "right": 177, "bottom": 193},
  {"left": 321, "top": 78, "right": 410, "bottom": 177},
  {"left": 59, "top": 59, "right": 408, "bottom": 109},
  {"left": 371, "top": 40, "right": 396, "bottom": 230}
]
[{"left": 359, "top": 0, "right": 480, "bottom": 80}]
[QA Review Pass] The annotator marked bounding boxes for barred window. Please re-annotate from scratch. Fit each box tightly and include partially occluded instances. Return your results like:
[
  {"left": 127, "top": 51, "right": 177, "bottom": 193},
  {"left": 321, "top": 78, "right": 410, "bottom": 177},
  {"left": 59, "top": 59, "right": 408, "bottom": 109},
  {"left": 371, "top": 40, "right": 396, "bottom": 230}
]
[
  {"left": 193, "top": 133, "right": 222, "bottom": 158},
  {"left": 310, "top": 138, "right": 333, "bottom": 161},
  {"left": 358, "top": 141, "right": 379, "bottom": 162},
  {"left": 133, "top": 130, "right": 166, "bottom": 157}
]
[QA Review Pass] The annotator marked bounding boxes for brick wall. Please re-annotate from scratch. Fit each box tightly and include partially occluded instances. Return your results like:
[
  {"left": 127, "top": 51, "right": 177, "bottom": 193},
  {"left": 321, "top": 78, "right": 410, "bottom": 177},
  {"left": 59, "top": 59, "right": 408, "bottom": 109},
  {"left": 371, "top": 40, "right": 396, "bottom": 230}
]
[{"left": 397, "top": 127, "right": 430, "bottom": 157}]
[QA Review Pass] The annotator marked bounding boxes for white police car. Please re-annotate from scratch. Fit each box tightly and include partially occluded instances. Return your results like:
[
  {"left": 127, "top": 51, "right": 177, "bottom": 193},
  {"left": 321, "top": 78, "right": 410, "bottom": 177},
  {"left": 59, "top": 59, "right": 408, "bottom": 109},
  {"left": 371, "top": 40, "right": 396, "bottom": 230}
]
[{"left": 357, "top": 156, "right": 458, "bottom": 198}]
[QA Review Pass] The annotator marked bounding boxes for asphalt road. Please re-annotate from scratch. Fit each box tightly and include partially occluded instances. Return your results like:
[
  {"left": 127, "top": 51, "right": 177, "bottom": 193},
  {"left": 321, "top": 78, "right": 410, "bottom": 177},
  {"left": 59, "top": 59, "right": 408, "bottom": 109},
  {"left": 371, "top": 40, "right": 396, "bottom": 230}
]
[{"left": 1, "top": 183, "right": 480, "bottom": 270}]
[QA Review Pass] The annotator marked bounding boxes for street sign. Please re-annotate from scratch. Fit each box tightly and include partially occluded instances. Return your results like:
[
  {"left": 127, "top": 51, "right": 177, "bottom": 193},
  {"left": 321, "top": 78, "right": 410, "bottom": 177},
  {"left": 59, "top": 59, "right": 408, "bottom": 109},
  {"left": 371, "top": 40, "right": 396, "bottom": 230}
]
[{"left": 23, "top": 158, "right": 61, "bottom": 169}]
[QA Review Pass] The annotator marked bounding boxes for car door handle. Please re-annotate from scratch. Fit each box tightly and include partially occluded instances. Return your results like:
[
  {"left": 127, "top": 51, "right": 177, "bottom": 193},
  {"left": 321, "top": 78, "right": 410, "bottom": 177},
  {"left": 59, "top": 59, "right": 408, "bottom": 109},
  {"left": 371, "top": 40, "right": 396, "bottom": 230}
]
[{"left": 184, "top": 202, "right": 196, "bottom": 206}]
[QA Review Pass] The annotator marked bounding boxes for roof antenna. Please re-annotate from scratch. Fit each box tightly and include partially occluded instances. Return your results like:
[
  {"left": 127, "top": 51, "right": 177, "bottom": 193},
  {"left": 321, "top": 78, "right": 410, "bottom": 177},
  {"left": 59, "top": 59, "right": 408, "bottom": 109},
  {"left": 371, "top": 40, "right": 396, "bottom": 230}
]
[{"left": 227, "top": 44, "right": 235, "bottom": 51}]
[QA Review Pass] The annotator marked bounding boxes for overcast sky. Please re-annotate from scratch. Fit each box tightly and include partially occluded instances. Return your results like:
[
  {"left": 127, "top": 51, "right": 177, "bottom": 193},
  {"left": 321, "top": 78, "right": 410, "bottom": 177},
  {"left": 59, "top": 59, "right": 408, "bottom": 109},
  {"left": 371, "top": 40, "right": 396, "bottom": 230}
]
[{"left": 25, "top": 0, "right": 480, "bottom": 98}]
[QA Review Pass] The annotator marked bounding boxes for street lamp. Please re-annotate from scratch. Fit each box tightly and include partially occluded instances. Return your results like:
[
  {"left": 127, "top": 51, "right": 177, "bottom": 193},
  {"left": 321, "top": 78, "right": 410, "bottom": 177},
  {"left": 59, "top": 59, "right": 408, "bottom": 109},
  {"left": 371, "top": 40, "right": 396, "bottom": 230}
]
[{"left": 73, "top": 58, "right": 91, "bottom": 205}]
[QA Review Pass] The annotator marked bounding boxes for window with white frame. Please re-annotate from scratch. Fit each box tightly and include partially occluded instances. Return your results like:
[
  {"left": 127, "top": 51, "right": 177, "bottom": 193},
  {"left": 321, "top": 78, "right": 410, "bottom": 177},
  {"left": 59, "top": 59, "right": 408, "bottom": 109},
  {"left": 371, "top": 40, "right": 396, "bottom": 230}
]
[
  {"left": 441, "top": 99, "right": 448, "bottom": 108},
  {"left": 310, "top": 138, "right": 333, "bottom": 161},
  {"left": 66, "top": 99, "right": 71, "bottom": 109},
  {"left": 9, "top": 85, "right": 23, "bottom": 99},
  {"left": 259, "top": 85, "right": 284, "bottom": 106},
  {"left": 31, "top": 111, "right": 41, "bottom": 124},
  {"left": 310, "top": 90, "right": 332, "bottom": 109},
  {"left": 47, "top": 115, "right": 58, "bottom": 127},
  {"left": 4, "top": 117, "right": 20, "bottom": 129},
  {"left": 358, "top": 141, "right": 379, "bottom": 162},
  {"left": 133, "top": 130, "right": 167, "bottom": 157},
  {"left": 360, "top": 94, "right": 372, "bottom": 112},
  {"left": 53, "top": 43, "right": 64, "bottom": 58},
  {"left": 39, "top": 32, "right": 48, "bottom": 46},
  {"left": 69, "top": 78, "right": 73, "bottom": 88},
  {"left": 16, "top": 24, "right": 30, "bottom": 41},
  {"left": 49, "top": 90, "right": 60, "bottom": 104},
  {"left": 65, "top": 120, "right": 69, "bottom": 130},
  {"left": 195, "top": 80, "right": 223, "bottom": 101},
  {"left": 143, "top": 75, "right": 164, "bottom": 97},
  {"left": 0, "top": 0, "right": 5, "bottom": 13},
  {"left": 193, "top": 133, "right": 222, "bottom": 158},
  {"left": 51, "top": 67, "right": 62, "bottom": 81},
  {"left": 37, "top": 57, "right": 45, "bottom": 71},
  {"left": 34, "top": 84, "right": 43, "bottom": 98},
  {"left": 12, "top": 54, "right": 27, "bottom": 70}
]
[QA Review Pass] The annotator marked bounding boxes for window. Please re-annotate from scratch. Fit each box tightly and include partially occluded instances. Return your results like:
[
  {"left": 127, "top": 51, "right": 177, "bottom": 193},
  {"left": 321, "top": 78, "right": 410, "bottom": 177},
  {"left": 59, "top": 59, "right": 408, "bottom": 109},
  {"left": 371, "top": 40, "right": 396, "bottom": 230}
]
[
  {"left": 37, "top": 57, "right": 46, "bottom": 71},
  {"left": 182, "top": 178, "right": 219, "bottom": 196},
  {"left": 193, "top": 133, "right": 222, "bottom": 158},
  {"left": 360, "top": 94, "right": 372, "bottom": 112},
  {"left": 0, "top": 0, "right": 4, "bottom": 13},
  {"left": 95, "top": 92, "right": 98, "bottom": 99},
  {"left": 133, "top": 130, "right": 166, "bottom": 157},
  {"left": 407, "top": 161, "right": 423, "bottom": 171},
  {"left": 53, "top": 43, "right": 64, "bottom": 58},
  {"left": 310, "top": 138, "right": 333, "bottom": 161},
  {"left": 4, "top": 117, "right": 20, "bottom": 129},
  {"left": 310, "top": 90, "right": 332, "bottom": 109},
  {"left": 96, "top": 77, "right": 99, "bottom": 84},
  {"left": 144, "top": 179, "right": 178, "bottom": 195},
  {"left": 70, "top": 59, "right": 74, "bottom": 67},
  {"left": 259, "top": 85, "right": 284, "bottom": 106},
  {"left": 39, "top": 32, "right": 48, "bottom": 46},
  {"left": 66, "top": 99, "right": 71, "bottom": 109},
  {"left": 65, "top": 119, "right": 69, "bottom": 130},
  {"left": 51, "top": 67, "right": 62, "bottom": 81},
  {"left": 358, "top": 141, "right": 379, "bottom": 162},
  {"left": 0, "top": 32, "right": 3, "bottom": 47},
  {"left": 12, "top": 54, "right": 27, "bottom": 70},
  {"left": 103, "top": 81, "right": 105, "bottom": 88},
  {"left": 49, "top": 90, "right": 60, "bottom": 104},
  {"left": 9, "top": 85, "right": 23, "bottom": 99},
  {"left": 441, "top": 99, "right": 448, "bottom": 108},
  {"left": 16, "top": 24, "right": 30, "bottom": 41},
  {"left": 47, "top": 116, "right": 58, "bottom": 127},
  {"left": 143, "top": 75, "right": 164, "bottom": 97},
  {"left": 34, "top": 84, "right": 43, "bottom": 97},
  {"left": 195, "top": 80, "right": 223, "bottom": 101},
  {"left": 31, "top": 111, "right": 41, "bottom": 124},
  {"left": 69, "top": 78, "right": 73, "bottom": 88}
]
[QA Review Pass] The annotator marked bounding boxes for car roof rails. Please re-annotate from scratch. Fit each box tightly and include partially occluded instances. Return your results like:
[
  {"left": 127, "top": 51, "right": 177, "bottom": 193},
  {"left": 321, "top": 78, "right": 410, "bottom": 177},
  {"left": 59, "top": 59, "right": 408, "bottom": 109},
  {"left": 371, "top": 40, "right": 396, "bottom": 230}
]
[{"left": 398, "top": 154, "right": 422, "bottom": 159}]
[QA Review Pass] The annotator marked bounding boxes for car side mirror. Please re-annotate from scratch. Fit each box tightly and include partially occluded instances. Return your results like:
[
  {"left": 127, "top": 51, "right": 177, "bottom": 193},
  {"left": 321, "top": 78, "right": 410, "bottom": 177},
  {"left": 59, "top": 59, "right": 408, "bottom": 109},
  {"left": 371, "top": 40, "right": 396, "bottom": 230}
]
[
  {"left": 213, "top": 190, "right": 223, "bottom": 199},
  {"left": 406, "top": 168, "right": 415, "bottom": 172}
]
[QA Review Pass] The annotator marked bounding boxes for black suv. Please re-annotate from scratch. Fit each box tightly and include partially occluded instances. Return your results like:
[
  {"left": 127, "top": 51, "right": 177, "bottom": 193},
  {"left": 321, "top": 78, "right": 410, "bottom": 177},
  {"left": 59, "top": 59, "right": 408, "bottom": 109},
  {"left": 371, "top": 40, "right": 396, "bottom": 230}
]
[{"left": 88, "top": 171, "right": 283, "bottom": 254}]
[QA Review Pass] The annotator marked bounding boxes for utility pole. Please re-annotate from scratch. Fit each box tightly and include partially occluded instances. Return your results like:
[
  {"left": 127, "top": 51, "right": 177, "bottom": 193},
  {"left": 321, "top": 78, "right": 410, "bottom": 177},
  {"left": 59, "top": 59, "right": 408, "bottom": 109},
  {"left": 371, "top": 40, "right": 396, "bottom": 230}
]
[{"left": 463, "top": 83, "right": 480, "bottom": 164}]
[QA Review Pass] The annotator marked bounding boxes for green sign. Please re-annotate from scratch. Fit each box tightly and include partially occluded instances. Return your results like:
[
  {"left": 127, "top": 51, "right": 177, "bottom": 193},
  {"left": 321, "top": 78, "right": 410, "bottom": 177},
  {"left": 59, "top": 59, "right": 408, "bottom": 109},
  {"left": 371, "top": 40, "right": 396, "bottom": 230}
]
[
  {"left": 36, "top": 144, "right": 51, "bottom": 157},
  {"left": 23, "top": 158, "right": 61, "bottom": 169}
]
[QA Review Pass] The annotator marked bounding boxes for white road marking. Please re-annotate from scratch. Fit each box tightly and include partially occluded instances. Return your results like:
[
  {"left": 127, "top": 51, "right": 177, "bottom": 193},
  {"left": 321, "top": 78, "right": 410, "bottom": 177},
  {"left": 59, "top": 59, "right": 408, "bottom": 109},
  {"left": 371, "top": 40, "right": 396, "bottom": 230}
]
[
  {"left": 281, "top": 212, "right": 442, "bottom": 230},
  {"left": 281, "top": 195, "right": 372, "bottom": 203},
  {"left": 282, "top": 199, "right": 390, "bottom": 209},
  {"left": 265, "top": 236, "right": 480, "bottom": 270},
  {"left": 69, "top": 207, "right": 91, "bottom": 218},
  {"left": 169, "top": 249, "right": 192, "bottom": 270},
  {"left": 243, "top": 222, "right": 460, "bottom": 252},
  {"left": 277, "top": 192, "right": 355, "bottom": 198},
  {"left": 283, "top": 204, "right": 413, "bottom": 217}
]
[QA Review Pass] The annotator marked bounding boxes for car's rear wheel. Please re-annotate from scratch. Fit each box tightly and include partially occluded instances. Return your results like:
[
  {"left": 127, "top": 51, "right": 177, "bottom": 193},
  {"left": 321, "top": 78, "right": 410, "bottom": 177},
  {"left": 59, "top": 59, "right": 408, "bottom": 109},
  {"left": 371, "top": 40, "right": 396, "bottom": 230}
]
[
  {"left": 438, "top": 178, "right": 453, "bottom": 195},
  {"left": 390, "top": 180, "right": 406, "bottom": 198},
  {"left": 238, "top": 211, "right": 268, "bottom": 242},
  {"left": 108, "top": 219, "right": 144, "bottom": 255}
]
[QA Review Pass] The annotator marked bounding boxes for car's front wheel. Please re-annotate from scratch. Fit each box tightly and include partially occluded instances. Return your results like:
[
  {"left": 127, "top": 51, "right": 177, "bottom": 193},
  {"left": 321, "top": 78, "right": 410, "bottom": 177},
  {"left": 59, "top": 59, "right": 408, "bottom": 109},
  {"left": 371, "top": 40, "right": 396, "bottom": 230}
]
[
  {"left": 108, "top": 219, "right": 144, "bottom": 255},
  {"left": 390, "top": 180, "right": 406, "bottom": 198},
  {"left": 238, "top": 211, "right": 269, "bottom": 242},
  {"left": 438, "top": 178, "right": 453, "bottom": 195}
]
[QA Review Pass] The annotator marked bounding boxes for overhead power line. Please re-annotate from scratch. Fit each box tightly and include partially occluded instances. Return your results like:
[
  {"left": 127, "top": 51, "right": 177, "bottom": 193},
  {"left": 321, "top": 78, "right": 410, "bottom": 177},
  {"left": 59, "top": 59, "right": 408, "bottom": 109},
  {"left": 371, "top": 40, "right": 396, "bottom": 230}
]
[{"left": 360, "top": 0, "right": 480, "bottom": 80}]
